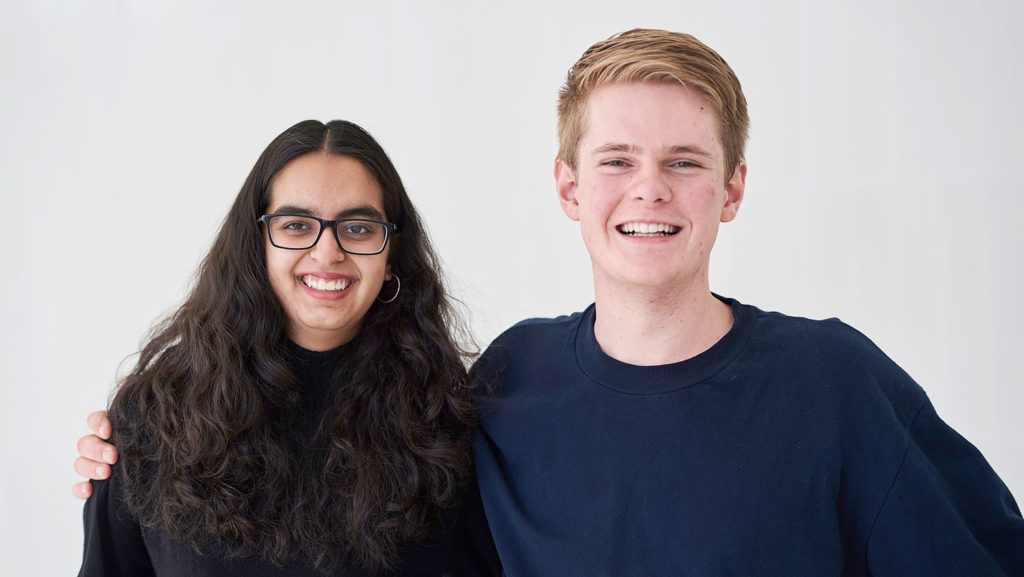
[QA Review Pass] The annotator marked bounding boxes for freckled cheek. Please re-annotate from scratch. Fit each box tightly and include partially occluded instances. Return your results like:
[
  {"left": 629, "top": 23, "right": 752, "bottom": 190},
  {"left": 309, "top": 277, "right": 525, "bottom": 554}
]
[
  {"left": 576, "top": 180, "right": 625, "bottom": 234},
  {"left": 687, "top": 183, "right": 722, "bottom": 211},
  {"left": 581, "top": 206, "right": 618, "bottom": 239},
  {"left": 580, "top": 177, "right": 617, "bottom": 203},
  {"left": 587, "top": 190, "right": 621, "bottom": 219}
]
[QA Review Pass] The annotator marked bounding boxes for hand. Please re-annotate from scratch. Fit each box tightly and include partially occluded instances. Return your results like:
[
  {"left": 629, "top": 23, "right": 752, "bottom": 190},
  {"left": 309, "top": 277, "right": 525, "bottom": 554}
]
[{"left": 72, "top": 410, "right": 117, "bottom": 499}]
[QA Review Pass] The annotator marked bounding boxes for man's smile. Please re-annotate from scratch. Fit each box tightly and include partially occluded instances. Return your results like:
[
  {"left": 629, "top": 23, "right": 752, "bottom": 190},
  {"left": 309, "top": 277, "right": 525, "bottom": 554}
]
[{"left": 616, "top": 222, "right": 680, "bottom": 236}]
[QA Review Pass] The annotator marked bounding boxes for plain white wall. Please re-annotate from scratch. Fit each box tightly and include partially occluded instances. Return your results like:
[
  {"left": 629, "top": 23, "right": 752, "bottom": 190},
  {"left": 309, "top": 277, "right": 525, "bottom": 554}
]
[{"left": 2, "top": 1, "right": 1021, "bottom": 574}]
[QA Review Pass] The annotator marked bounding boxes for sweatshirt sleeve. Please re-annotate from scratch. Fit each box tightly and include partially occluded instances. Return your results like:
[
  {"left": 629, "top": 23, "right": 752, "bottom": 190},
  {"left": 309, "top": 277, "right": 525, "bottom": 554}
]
[
  {"left": 78, "top": 462, "right": 155, "bottom": 577},
  {"left": 866, "top": 399, "right": 1024, "bottom": 576}
]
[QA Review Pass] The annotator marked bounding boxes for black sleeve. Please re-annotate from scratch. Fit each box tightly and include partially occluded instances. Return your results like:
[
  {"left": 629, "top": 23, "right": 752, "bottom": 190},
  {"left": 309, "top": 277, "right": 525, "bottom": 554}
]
[
  {"left": 447, "top": 474, "right": 502, "bottom": 577},
  {"left": 78, "top": 462, "right": 156, "bottom": 577}
]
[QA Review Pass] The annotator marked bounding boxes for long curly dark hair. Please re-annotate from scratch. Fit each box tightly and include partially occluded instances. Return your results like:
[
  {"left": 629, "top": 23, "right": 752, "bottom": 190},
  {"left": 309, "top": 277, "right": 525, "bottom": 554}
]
[{"left": 108, "top": 120, "right": 477, "bottom": 572}]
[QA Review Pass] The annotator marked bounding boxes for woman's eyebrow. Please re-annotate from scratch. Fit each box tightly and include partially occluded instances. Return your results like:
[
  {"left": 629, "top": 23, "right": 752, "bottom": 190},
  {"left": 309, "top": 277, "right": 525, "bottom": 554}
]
[
  {"left": 268, "top": 204, "right": 315, "bottom": 216},
  {"left": 336, "top": 205, "right": 385, "bottom": 220},
  {"left": 267, "top": 204, "right": 385, "bottom": 220}
]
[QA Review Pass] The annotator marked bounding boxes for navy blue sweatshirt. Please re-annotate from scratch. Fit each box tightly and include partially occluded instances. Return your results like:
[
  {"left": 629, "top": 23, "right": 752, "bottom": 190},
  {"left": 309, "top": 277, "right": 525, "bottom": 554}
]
[{"left": 472, "top": 298, "right": 1024, "bottom": 575}]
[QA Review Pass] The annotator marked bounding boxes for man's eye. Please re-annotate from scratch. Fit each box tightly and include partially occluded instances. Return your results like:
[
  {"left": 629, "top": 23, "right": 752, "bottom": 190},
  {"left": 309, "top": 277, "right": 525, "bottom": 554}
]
[{"left": 603, "top": 160, "right": 628, "bottom": 167}]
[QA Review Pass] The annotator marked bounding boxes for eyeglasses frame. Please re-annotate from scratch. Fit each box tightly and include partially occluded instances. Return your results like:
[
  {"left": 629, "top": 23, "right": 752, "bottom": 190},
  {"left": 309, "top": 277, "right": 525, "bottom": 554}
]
[{"left": 257, "top": 214, "right": 398, "bottom": 256}]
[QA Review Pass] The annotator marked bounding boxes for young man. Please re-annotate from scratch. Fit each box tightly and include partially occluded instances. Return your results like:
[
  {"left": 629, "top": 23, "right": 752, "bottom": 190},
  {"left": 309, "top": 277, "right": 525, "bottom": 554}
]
[
  {"left": 469, "top": 29, "right": 1024, "bottom": 575},
  {"left": 76, "top": 29, "right": 1023, "bottom": 575}
]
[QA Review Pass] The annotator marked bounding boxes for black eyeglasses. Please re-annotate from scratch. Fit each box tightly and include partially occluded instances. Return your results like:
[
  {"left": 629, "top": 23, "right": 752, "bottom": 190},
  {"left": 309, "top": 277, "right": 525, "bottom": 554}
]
[{"left": 257, "top": 214, "right": 398, "bottom": 255}]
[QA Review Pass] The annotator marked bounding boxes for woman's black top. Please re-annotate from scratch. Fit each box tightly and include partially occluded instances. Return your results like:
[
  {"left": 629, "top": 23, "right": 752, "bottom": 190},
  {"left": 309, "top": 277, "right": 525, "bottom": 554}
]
[{"left": 78, "top": 342, "right": 500, "bottom": 576}]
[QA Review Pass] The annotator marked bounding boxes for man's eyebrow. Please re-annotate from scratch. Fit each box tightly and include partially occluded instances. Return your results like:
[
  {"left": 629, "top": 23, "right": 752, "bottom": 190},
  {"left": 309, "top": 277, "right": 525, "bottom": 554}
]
[
  {"left": 592, "top": 143, "right": 640, "bottom": 155},
  {"left": 667, "top": 145, "right": 713, "bottom": 158},
  {"left": 591, "top": 143, "right": 714, "bottom": 158},
  {"left": 268, "top": 204, "right": 386, "bottom": 220}
]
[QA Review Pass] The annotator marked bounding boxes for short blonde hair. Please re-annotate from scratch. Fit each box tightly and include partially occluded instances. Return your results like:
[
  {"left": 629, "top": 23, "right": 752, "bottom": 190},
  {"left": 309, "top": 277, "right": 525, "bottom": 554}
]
[{"left": 557, "top": 29, "right": 749, "bottom": 182}]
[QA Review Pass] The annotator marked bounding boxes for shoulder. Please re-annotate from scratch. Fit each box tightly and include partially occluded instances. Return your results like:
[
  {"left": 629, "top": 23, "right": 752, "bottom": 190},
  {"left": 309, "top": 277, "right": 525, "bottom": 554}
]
[
  {"left": 741, "top": 302, "right": 926, "bottom": 423},
  {"left": 503, "top": 308, "right": 590, "bottom": 336},
  {"left": 469, "top": 308, "right": 590, "bottom": 394},
  {"left": 487, "top": 307, "right": 591, "bottom": 350},
  {"left": 749, "top": 304, "right": 872, "bottom": 351},
  {"left": 746, "top": 304, "right": 897, "bottom": 374}
]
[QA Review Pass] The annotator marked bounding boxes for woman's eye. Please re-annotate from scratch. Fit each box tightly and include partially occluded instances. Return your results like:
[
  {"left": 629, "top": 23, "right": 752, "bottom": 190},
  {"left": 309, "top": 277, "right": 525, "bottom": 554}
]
[
  {"left": 342, "top": 223, "right": 372, "bottom": 235},
  {"left": 276, "top": 218, "right": 316, "bottom": 234}
]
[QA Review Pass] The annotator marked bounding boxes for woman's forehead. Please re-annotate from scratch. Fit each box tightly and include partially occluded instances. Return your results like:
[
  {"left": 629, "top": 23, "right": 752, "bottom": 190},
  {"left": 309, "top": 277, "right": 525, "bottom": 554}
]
[{"left": 268, "top": 153, "right": 385, "bottom": 216}]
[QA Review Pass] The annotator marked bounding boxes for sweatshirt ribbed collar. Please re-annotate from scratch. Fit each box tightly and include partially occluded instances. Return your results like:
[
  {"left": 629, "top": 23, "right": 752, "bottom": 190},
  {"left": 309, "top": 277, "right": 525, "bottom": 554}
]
[{"left": 575, "top": 296, "right": 757, "bottom": 395}]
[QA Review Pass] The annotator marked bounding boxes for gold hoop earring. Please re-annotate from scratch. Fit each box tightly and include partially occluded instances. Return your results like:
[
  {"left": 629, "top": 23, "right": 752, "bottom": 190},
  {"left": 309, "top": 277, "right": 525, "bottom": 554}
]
[{"left": 378, "top": 274, "right": 401, "bottom": 303}]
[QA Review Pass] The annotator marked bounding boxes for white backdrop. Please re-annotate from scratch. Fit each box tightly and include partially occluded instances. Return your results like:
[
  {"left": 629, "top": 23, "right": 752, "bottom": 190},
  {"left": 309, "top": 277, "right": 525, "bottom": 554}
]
[{"left": 2, "top": 1, "right": 1022, "bottom": 574}]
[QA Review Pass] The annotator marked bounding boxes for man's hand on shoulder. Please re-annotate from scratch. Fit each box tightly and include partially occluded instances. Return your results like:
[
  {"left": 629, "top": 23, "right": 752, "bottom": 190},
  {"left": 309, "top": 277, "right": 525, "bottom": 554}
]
[{"left": 72, "top": 410, "right": 117, "bottom": 499}]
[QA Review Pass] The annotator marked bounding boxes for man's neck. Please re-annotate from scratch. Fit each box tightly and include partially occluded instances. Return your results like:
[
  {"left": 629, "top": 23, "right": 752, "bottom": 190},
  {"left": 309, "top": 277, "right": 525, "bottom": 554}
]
[{"left": 591, "top": 279, "right": 733, "bottom": 367}]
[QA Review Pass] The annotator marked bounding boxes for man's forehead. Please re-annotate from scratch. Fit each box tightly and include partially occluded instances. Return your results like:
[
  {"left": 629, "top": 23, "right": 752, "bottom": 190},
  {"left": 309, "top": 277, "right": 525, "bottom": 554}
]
[
  {"left": 585, "top": 81, "right": 715, "bottom": 111},
  {"left": 579, "top": 83, "right": 722, "bottom": 157}
]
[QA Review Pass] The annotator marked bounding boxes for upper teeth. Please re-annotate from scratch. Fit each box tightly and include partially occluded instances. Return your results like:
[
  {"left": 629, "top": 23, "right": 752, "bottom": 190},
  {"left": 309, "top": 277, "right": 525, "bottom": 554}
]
[
  {"left": 618, "top": 222, "right": 678, "bottom": 235},
  {"left": 302, "top": 275, "right": 352, "bottom": 291}
]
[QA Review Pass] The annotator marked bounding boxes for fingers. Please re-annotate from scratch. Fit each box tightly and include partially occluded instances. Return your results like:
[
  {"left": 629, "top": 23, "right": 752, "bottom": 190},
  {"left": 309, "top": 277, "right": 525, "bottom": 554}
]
[
  {"left": 74, "top": 410, "right": 115, "bottom": 501},
  {"left": 86, "top": 410, "right": 112, "bottom": 439},
  {"left": 74, "top": 455, "right": 112, "bottom": 480},
  {"left": 72, "top": 480, "right": 93, "bottom": 500},
  {"left": 77, "top": 434, "right": 118, "bottom": 466}
]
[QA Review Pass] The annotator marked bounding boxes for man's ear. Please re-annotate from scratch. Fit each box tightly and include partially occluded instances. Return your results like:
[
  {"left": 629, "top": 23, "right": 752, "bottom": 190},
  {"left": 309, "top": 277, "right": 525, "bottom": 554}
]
[
  {"left": 720, "top": 161, "right": 746, "bottom": 223},
  {"left": 555, "top": 159, "right": 581, "bottom": 221}
]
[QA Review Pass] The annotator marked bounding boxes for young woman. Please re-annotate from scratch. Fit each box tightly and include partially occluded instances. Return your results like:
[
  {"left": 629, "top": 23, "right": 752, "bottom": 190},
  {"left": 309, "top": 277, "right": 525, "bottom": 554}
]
[{"left": 77, "top": 119, "right": 498, "bottom": 576}]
